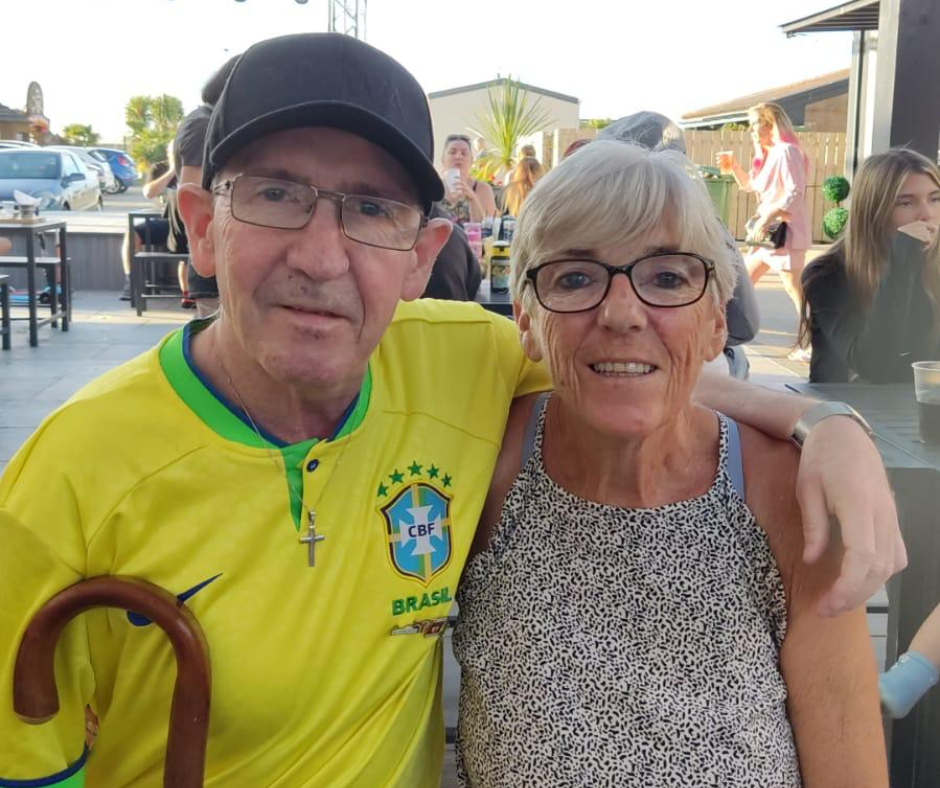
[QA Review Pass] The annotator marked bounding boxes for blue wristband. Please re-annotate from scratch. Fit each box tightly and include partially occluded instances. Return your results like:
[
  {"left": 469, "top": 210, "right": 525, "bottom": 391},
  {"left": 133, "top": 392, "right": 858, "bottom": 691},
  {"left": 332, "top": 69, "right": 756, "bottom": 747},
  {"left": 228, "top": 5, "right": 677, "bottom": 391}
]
[{"left": 879, "top": 651, "right": 939, "bottom": 719}]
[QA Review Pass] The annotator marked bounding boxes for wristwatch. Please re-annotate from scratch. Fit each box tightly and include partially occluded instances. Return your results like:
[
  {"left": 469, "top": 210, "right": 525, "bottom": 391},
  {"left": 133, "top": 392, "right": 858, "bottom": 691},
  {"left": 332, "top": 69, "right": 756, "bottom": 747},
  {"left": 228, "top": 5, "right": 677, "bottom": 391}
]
[{"left": 791, "top": 401, "right": 873, "bottom": 448}]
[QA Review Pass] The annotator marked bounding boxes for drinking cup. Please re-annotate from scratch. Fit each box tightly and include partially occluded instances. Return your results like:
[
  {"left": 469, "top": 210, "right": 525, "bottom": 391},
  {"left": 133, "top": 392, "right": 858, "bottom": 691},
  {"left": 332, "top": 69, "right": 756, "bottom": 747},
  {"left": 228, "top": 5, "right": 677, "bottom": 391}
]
[{"left": 912, "top": 361, "right": 940, "bottom": 444}]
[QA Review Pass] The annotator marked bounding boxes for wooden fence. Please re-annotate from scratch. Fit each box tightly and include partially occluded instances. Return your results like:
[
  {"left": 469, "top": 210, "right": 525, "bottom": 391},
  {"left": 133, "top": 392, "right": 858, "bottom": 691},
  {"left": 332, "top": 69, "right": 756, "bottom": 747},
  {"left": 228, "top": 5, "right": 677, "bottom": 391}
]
[{"left": 684, "top": 129, "right": 846, "bottom": 244}]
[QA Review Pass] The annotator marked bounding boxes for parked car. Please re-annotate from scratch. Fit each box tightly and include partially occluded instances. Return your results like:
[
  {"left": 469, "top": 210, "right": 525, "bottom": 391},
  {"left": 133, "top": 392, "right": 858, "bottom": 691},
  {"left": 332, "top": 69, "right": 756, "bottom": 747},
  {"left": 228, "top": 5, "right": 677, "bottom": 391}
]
[
  {"left": 0, "top": 140, "right": 39, "bottom": 150},
  {"left": 47, "top": 146, "right": 117, "bottom": 194},
  {"left": 89, "top": 147, "right": 138, "bottom": 193},
  {"left": 0, "top": 149, "right": 102, "bottom": 211}
]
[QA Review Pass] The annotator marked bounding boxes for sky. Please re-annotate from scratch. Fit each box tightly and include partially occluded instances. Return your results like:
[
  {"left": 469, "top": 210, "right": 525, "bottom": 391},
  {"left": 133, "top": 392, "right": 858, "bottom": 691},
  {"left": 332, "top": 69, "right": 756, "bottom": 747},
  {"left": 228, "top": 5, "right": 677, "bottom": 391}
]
[{"left": 0, "top": 0, "right": 853, "bottom": 143}]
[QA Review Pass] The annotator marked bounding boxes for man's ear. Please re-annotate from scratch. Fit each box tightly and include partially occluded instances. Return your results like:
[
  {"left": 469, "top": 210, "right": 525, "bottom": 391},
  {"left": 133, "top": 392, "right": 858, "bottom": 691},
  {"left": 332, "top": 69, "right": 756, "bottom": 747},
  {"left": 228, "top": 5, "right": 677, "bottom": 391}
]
[
  {"left": 401, "top": 217, "right": 453, "bottom": 300},
  {"left": 514, "top": 301, "right": 543, "bottom": 362},
  {"left": 178, "top": 183, "right": 217, "bottom": 278}
]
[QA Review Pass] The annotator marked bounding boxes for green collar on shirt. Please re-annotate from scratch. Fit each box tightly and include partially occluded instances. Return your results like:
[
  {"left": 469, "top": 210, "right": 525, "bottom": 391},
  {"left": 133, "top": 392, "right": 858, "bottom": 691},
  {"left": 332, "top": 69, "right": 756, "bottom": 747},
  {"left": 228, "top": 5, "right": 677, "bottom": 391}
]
[{"left": 158, "top": 318, "right": 371, "bottom": 528}]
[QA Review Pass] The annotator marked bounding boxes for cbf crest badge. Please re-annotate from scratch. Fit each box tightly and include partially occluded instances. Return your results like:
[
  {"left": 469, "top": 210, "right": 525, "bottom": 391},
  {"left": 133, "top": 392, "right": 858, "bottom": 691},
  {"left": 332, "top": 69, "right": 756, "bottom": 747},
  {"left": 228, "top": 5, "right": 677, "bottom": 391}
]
[{"left": 380, "top": 468, "right": 453, "bottom": 584}]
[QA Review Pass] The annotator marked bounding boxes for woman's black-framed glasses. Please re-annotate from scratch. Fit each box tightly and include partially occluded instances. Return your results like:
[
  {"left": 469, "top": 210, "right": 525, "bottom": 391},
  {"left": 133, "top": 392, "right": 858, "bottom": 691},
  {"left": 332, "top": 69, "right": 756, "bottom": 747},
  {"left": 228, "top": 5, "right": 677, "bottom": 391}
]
[
  {"left": 525, "top": 253, "right": 715, "bottom": 313},
  {"left": 212, "top": 175, "right": 427, "bottom": 252}
]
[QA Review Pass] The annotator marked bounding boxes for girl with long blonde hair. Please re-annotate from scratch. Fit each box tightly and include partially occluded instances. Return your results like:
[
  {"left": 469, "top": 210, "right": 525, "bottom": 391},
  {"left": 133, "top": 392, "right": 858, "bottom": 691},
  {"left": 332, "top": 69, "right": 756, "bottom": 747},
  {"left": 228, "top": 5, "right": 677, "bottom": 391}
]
[
  {"left": 799, "top": 147, "right": 940, "bottom": 382},
  {"left": 722, "top": 103, "right": 811, "bottom": 355},
  {"left": 501, "top": 156, "right": 544, "bottom": 217}
]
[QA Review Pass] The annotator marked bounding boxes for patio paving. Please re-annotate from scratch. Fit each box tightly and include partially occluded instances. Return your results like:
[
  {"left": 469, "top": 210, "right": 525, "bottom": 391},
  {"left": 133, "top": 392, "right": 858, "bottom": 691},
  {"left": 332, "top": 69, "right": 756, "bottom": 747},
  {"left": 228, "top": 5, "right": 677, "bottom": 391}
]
[{"left": 1, "top": 291, "right": 189, "bottom": 474}]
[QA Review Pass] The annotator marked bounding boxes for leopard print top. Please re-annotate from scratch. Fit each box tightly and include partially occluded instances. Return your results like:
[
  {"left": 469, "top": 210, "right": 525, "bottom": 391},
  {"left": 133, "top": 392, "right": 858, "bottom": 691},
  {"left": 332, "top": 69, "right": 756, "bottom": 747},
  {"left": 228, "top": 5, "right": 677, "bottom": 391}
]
[{"left": 453, "top": 397, "right": 801, "bottom": 787}]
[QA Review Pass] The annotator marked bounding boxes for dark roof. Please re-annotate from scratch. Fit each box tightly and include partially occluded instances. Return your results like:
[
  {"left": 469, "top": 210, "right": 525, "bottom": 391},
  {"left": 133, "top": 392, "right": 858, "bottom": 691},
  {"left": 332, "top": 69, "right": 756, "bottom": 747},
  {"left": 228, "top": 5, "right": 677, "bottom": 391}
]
[
  {"left": 0, "top": 102, "right": 28, "bottom": 123},
  {"left": 681, "top": 69, "right": 850, "bottom": 125},
  {"left": 428, "top": 79, "right": 578, "bottom": 105},
  {"left": 781, "top": 0, "right": 879, "bottom": 36}
]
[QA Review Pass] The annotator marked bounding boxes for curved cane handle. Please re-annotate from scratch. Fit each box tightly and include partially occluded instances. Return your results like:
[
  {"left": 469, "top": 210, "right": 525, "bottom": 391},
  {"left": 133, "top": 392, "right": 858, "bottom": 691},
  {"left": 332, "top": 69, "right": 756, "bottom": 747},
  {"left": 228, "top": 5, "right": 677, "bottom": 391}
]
[{"left": 13, "top": 576, "right": 211, "bottom": 788}]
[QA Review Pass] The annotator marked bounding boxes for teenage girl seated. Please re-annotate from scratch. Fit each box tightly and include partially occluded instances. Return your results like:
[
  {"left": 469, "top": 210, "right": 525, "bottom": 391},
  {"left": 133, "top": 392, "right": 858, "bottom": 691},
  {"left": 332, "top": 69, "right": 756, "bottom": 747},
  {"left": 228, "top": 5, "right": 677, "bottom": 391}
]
[{"left": 799, "top": 148, "right": 940, "bottom": 383}]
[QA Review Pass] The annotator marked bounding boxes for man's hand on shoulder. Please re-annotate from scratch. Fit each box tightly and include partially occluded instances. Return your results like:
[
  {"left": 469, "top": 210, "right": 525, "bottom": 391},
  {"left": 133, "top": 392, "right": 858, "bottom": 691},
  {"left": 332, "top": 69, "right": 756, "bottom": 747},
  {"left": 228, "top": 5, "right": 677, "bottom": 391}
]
[{"left": 797, "top": 416, "right": 906, "bottom": 617}]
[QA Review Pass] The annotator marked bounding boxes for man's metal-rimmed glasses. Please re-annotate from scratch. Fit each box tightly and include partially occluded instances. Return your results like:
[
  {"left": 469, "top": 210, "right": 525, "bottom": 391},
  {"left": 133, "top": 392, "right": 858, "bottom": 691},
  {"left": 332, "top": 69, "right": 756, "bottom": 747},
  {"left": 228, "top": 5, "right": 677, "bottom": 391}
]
[
  {"left": 524, "top": 253, "right": 716, "bottom": 313},
  {"left": 211, "top": 175, "right": 428, "bottom": 252}
]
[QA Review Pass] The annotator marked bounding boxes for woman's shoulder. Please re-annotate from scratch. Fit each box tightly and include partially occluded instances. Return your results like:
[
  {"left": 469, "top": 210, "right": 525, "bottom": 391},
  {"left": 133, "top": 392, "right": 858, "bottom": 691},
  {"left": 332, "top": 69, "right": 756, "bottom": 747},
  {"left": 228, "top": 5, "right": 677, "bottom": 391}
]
[
  {"left": 468, "top": 392, "right": 543, "bottom": 562},
  {"left": 737, "top": 422, "right": 800, "bottom": 495},
  {"left": 735, "top": 421, "right": 804, "bottom": 580},
  {"left": 803, "top": 246, "right": 847, "bottom": 287},
  {"left": 774, "top": 140, "right": 804, "bottom": 158},
  {"left": 765, "top": 141, "right": 806, "bottom": 172}
]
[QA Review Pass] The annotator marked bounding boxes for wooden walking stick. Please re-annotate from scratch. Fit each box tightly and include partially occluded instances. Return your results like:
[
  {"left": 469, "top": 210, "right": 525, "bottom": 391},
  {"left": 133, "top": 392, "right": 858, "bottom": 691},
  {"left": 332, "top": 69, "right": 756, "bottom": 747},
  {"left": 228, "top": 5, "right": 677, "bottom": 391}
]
[{"left": 13, "top": 576, "right": 211, "bottom": 788}]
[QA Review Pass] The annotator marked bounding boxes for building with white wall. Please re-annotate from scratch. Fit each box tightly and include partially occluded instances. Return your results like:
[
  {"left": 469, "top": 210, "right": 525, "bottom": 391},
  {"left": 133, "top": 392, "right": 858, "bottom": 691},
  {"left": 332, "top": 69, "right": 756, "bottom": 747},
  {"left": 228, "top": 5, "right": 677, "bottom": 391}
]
[{"left": 427, "top": 80, "right": 579, "bottom": 167}]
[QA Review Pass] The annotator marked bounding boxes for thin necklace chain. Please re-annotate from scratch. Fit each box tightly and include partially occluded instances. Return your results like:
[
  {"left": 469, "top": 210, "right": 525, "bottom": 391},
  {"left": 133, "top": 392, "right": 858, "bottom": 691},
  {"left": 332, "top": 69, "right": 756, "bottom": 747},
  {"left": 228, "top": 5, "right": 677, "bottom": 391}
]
[{"left": 217, "top": 357, "right": 353, "bottom": 523}]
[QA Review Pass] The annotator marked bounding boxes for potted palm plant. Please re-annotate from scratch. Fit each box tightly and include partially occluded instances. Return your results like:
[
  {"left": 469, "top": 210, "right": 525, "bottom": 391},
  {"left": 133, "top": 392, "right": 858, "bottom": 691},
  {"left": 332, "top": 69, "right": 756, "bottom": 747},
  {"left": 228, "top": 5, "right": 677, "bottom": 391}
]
[{"left": 469, "top": 77, "right": 551, "bottom": 194}]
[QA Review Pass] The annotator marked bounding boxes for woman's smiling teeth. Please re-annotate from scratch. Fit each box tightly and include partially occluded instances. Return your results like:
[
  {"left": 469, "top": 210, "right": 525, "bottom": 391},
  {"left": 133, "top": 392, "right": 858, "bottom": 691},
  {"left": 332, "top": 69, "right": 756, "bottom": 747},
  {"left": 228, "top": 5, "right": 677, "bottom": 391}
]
[{"left": 591, "top": 361, "right": 656, "bottom": 376}]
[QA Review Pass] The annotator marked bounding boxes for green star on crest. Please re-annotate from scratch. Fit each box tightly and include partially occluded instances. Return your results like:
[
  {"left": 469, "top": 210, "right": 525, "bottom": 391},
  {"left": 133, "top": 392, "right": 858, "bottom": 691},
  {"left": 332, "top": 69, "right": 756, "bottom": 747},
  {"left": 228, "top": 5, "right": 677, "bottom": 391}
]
[
  {"left": 377, "top": 482, "right": 389, "bottom": 497},
  {"left": 442, "top": 473, "right": 452, "bottom": 488},
  {"left": 408, "top": 461, "right": 423, "bottom": 476},
  {"left": 428, "top": 465, "right": 439, "bottom": 479},
  {"left": 389, "top": 469, "right": 404, "bottom": 484}
]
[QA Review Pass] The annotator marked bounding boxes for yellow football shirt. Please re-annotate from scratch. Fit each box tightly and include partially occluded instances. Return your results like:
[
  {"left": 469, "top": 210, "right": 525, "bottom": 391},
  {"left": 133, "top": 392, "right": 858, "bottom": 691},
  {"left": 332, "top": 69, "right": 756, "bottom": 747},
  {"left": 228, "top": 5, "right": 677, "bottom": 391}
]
[{"left": 0, "top": 299, "right": 548, "bottom": 787}]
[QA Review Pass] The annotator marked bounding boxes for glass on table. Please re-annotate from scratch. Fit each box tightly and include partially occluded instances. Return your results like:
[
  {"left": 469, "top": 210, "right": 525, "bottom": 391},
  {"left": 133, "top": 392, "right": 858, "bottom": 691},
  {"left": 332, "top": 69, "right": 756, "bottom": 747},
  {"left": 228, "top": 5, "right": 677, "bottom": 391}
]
[{"left": 912, "top": 361, "right": 940, "bottom": 445}]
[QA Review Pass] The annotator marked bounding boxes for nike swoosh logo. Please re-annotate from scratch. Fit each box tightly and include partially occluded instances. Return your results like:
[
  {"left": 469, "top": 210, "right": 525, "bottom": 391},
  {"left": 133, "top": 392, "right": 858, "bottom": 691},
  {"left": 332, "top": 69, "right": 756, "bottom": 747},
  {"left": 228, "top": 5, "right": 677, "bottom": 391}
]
[{"left": 127, "top": 573, "right": 223, "bottom": 627}]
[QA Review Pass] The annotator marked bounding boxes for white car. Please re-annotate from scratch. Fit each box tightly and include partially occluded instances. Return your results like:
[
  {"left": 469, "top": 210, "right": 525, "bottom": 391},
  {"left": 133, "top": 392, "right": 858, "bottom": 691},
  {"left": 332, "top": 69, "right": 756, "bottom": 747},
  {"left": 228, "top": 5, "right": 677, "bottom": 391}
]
[
  {"left": 47, "top": 146, "right": 117, "bottom": 194},
  {"left": 0, "top": 149, "right": 102, "bottom": 211}
]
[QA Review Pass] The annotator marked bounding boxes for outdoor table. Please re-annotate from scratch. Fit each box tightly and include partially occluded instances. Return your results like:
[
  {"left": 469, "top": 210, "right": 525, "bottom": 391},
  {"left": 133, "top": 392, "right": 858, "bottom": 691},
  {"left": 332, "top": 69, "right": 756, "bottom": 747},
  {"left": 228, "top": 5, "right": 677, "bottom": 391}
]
[
  {"left": 786, "top": 382, "right": 940, "bottom": 788},
  {"left": 474, "top": 279, "right": 512, "bottom": 317},
  {"left": 0, "top": 274, "right": 10, "bottom": 350},
  {"left": 0, "top": 220, "right": 70, "bottom": 347}
]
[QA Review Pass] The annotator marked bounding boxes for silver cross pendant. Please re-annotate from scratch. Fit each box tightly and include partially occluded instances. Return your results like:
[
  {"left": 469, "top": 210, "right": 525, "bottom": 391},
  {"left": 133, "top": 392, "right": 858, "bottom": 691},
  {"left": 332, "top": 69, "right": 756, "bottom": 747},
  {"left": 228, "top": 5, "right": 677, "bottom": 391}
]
[{"left": 299, "top": 510, "right": 326, "bottom": 568}]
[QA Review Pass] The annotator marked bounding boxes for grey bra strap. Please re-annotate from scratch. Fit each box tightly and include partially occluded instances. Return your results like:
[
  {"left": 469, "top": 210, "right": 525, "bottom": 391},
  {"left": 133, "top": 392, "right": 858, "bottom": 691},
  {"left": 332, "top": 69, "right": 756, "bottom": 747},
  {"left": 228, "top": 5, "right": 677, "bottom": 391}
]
[
  {"left": 520, "top": 392, "right": 551, "bottom": 470},
  {"left": 724, "top": 416, "right": 746, "bottom": 499}
]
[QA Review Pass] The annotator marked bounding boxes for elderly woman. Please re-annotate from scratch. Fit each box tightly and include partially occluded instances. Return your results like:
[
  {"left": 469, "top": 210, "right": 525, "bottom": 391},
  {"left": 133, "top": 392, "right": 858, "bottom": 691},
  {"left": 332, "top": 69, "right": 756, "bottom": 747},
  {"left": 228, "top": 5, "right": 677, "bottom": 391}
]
[{"left": 453, "top": 142, "right": 887, "bottom": 787}]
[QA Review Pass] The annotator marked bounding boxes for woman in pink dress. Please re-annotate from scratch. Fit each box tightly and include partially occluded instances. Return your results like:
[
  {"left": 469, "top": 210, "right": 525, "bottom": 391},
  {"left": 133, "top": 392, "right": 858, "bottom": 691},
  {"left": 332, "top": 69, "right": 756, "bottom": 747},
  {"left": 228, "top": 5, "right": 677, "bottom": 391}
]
[{"left": 725, "top": 103, "right": 810, "bottom": 356}]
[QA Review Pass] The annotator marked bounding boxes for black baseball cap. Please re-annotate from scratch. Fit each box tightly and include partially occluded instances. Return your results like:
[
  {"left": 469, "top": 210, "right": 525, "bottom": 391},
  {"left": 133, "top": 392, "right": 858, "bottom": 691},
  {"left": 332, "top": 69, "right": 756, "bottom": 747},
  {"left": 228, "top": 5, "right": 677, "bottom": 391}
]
[{"left": 202, "top": 33, "right": 443, "bottom": 213}]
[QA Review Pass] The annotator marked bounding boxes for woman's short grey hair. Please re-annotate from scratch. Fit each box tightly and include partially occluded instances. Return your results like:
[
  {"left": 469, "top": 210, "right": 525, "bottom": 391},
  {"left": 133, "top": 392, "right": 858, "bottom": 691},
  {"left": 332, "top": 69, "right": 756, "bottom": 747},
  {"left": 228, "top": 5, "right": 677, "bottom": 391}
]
[{"left": 510, "top": 140, "right": 737, "bottom": 309}]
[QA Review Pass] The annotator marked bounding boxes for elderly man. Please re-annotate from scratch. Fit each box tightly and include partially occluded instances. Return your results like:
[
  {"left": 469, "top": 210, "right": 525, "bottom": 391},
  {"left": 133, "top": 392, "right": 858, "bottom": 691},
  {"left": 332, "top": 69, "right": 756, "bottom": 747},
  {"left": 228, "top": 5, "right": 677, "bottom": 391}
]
[{"left": 0, "top": 33, "right": 903, "bottom": 787}]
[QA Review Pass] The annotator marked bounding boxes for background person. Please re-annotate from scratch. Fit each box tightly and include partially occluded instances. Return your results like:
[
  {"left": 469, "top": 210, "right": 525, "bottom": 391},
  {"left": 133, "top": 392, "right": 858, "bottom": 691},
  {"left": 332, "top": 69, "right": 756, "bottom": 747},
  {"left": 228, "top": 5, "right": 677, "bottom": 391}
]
[
  {"left": 120, "top": 158, "right": 174, "bottom": 302},
  {"left": 168, "top": 108, "right": 214, "bottom": 314},
  {"left": 165, "top": 56, "right": 240, "bottom": 317},
  {"left": 422, "top": 202, "right": 482, "bottom": 301},
  {"left": 798, "top": 148, "right": 940, "bottom": 383},
  {"left": 506, "top": 144, "right": 538, "bottom": 183},
  {"left": 438, "top": 133, "right": 497, "bottom": 226},
  {"left": 880, "top": 602, "right": 940, "bottom": 718},
  {"left": 472, "top": 135, "right": 487, "bottom": 163},
  {"left": 724, "top": 102, "right": 810, "bottom": 360},
  {"left": 455, "top": 141, "right": 887, "bottom": 788},
  {"left": 500, "top": 156, "right": 544, "bottom": 217},
  {"left": 562, "top": 138, "right": 591, "bottom": 159}
]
